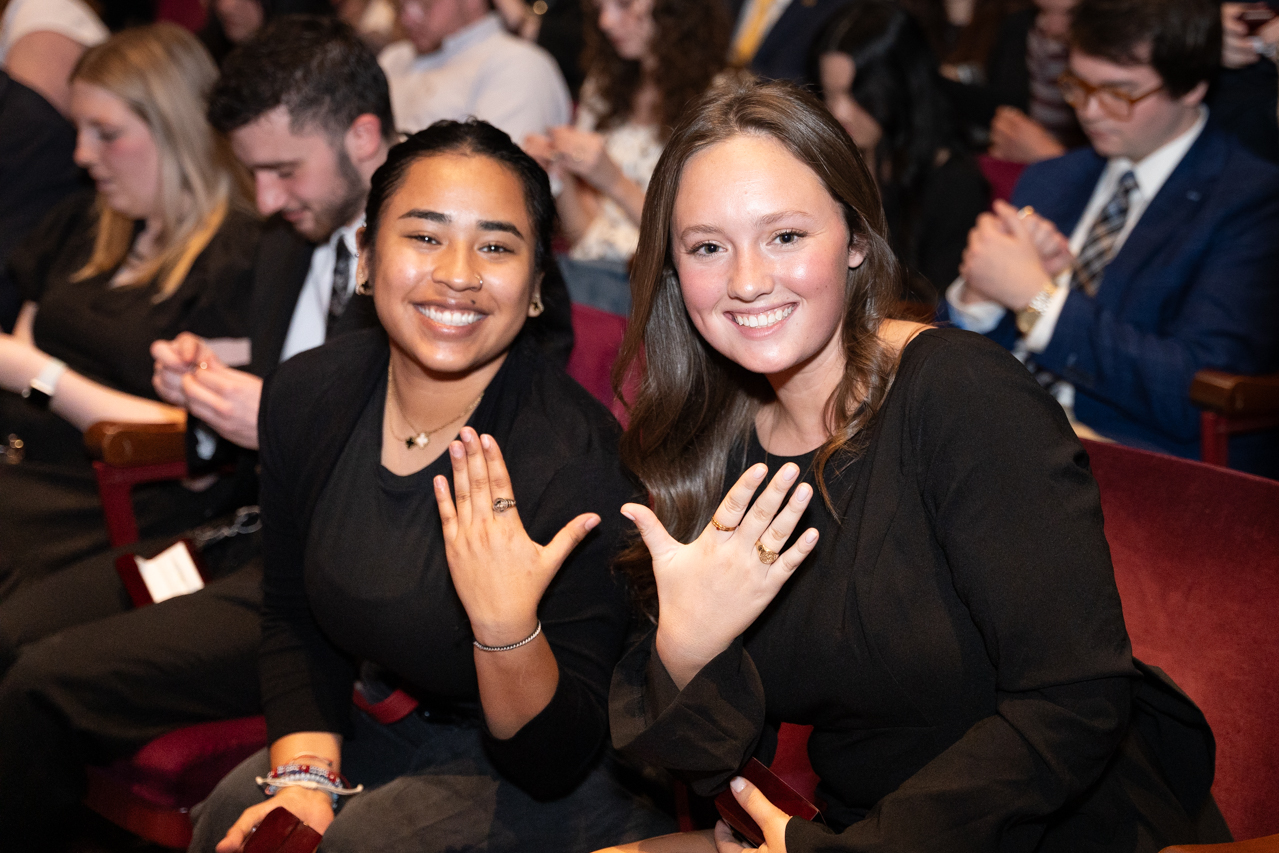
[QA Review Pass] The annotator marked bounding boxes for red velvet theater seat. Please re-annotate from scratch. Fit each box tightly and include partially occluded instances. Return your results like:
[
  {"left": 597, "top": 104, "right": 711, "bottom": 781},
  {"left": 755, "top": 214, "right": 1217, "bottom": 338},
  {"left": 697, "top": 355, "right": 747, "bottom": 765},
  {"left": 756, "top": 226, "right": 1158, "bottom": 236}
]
[
  {"left": 84, "top": 715, "right": 267, "bottom": 848},
  {"left": 1083, "top": 439, "right": 1279, "bottom": 841},
  {"left": 565, "top": 302, "right": 629, "bottom": 422}
]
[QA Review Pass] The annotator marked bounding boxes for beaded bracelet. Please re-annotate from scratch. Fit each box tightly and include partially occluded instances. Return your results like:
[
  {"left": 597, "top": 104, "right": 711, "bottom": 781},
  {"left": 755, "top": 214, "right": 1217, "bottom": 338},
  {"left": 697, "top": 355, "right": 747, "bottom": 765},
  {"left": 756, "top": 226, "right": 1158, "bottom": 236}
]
[
  {"left": 473, "top": 620, "right": 542, "bottom": 652},
  {"left": 255, "top": 763, "right": 364, "bottom": 808}
]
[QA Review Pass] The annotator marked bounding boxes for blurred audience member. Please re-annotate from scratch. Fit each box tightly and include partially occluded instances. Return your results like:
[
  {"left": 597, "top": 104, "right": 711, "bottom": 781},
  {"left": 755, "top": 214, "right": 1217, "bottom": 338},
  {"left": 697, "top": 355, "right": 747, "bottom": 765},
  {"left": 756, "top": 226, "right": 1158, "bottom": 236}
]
[
  {"left": 948, "top": 0, "right": 1279, "bottom": 475},
  {"left": 0, "top": 23, "right": 259, "bottom": 592},
  {"left": 817, "top": 0, "right": 989, "bottom": 303},
  {"left": 0, "top": 71, "right": 87, "bottom": 333},
  {"left": 902, "top": 0, "right": 1028, "bottom": 146},
  {"left": 0, "top": 0, "right": 107, "bottom": 115},
  {"left": 727, "top": 0, "right": 848, "bottom": 85},
  {"left": 379, "top": 0, "right": 570, "bottom": 140},
  {"left": 493, "top": 0, "right": 587, "bottom": 94},
  {"left": 200, "top": 0, "right": 335, "bottom": 65},
  {"left": 525, "top": 0, "right": 730, "bottom": 315},
  {"left": 986, "top": 0, "right": 1086, "bottom": 162},
  {"left": 1214, "top": 1, "right": 1279, "bottom": 161},
  {"left": 333, "top": 0, "right": 398, "bottom": 52}
]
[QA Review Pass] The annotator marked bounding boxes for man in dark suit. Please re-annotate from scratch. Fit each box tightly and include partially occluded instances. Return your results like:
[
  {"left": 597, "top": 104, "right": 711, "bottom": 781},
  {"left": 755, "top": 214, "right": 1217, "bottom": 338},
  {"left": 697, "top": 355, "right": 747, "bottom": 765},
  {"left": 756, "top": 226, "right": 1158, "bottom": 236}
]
[
  {"left": 727, "top": 0, "right": 849, "bottom": 85},
  {"left": 0, "top": 18, "right": 398, "bottom": 845},
  {"left": 947, "top": 0, "right": 1279, "bottom": 475}
]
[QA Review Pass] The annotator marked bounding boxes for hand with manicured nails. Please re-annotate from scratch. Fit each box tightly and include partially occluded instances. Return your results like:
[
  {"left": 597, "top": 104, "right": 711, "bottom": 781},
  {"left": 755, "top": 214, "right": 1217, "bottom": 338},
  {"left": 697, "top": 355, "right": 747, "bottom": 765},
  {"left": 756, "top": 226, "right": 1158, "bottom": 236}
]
[
  {"left": 622, "top": 462, "right": 820, "bottom": 690},
  {"left": 714, "top": 776, "right": 792, "bottom": 853},
  {"left": 434, "top": 427, "right": 599, "bottom": 647}
]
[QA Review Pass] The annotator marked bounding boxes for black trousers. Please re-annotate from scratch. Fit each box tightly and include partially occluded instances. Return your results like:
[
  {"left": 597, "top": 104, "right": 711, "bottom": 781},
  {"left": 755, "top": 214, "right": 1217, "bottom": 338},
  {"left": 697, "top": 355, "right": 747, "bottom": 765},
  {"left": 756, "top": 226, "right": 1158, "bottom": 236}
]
[{"left": 0, "top": 563, "right": 263, "bottom": 850}]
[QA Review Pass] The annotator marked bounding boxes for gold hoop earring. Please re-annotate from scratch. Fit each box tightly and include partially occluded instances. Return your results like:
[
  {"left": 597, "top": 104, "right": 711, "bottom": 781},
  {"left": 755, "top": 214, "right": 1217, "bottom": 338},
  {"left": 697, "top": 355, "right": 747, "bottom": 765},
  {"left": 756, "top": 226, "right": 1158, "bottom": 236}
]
[{"left": 528, "top": 293, "right": 544, "bottom": 317}]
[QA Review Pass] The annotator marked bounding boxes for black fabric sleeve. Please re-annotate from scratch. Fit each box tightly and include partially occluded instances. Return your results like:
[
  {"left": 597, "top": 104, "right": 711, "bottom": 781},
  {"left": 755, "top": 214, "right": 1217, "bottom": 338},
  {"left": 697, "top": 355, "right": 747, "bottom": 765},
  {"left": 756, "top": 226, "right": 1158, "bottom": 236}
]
[
  {"left": 5, "top": 191, "right": 92, "bottom": 306},
  {"left": 256, "top": 365, "right": 358, "bottom": 743},
  {"left": 483, "top": 448, "right": 635, "bottom": 799},
  {"left": 784, "top": 336, "right": 1137, "bottom": 852},
  {"left": 610, "top": 631, "right": 766, "bottom": 798}
]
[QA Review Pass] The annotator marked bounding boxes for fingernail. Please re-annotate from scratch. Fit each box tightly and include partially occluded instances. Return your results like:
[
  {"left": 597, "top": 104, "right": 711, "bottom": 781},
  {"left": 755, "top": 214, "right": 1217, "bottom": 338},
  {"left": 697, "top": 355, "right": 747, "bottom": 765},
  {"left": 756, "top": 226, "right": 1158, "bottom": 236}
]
[
  {"left": 481, "top": 434, "right": 492, "bottom": 449},
  {"left": 584, "top": 515, "right": 600, "bottom": 530},
  {"left": 782, "top": 464, "right": 798, "bottom": 481},
  {"left": 620, "top": 510, "right": 635, "bottom": 521},
  {"left": 805, "top": 529, "right": 818, "bottom": 544},
  {"left": 462, "top": 429, "right": 475, "bottom": 443},
  {"left": 450, "top": 442, "right": 464, "bottom": 458},
  {"left": 797, "top": 483, "right": 812, "bottom": 500},
  {"left": 752, "top": 464, "right": 767, "bottom": 479},
  {"left": 730, "top": 776, "right": 746, "bottom": 793}
]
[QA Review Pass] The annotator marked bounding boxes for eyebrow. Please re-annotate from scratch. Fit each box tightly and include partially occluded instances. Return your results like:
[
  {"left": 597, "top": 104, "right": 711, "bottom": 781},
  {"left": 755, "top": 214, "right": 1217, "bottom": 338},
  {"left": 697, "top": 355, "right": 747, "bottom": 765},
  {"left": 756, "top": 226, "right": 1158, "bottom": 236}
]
[
  {"left": 250, "top": 160, "right": 302, "bottom": 171},
  {"left": 677, "top": 210, "right": 816, "bottom": 241},
  {"left": 399, "top": 209, "right": 526, "bottom": 239}
]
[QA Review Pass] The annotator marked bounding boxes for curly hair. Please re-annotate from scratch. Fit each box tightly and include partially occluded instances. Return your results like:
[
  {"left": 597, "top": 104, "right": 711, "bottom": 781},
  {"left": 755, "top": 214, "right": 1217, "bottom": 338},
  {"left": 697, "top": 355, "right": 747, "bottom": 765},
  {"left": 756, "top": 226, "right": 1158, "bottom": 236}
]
[{"left": 580, "top": 0, "right": 731, "bottom": 139}]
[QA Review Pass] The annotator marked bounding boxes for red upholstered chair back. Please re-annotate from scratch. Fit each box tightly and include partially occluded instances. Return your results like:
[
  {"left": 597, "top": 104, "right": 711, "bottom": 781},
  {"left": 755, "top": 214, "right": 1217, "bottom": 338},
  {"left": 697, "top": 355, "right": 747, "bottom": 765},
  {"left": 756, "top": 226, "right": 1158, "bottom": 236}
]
[
  {"left": 565, "top": 303, "right": 630, "bottom": 423},
  {"left": 976, "top": 155, "right": 1027, "bottom": 204},
  {"left": 1082, "top": 439, "right": 1279, "bottom": 840}
]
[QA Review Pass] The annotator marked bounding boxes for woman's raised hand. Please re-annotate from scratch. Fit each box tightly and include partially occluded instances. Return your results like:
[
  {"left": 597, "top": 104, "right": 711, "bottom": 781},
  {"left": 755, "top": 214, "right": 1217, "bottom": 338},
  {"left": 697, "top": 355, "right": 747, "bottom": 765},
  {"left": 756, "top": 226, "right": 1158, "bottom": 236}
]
[
  {"left": 435, "top": 427, "right": 599, "bottom": 647},
  {"left": 622, "top": 463, "right": 819, "bottom": 689}
]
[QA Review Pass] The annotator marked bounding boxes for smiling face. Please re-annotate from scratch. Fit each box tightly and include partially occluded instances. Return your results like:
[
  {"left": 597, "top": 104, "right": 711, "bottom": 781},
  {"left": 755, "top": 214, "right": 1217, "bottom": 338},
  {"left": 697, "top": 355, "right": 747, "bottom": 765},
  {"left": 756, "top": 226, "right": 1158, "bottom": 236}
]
[
  {"left": 1067, "top": 47, "right": 1206, "bottom": 162},
  {"left": 70, "top": 81, "right": 162, "bottom": 220},
  {"left": 361, "top": 152, "right": 539, "bottom": 380},
  {"left": 229, "top": 105, "right": 366, "bottom": 242},
  {"left": 671, "top": 134, "right": 863, "bottom": 383},
  {"left": 595, "top": 0, "right": 657, "bottom": 63}
]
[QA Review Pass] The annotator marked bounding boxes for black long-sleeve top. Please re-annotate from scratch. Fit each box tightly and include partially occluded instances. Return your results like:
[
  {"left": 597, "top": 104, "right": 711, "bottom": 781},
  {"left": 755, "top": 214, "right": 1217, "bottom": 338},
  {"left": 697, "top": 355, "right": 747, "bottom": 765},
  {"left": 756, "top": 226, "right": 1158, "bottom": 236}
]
[
  {"left": 256, "top": 328, "right": 636, "bottom": 798},
  {"left": 611, "top": 329, "right": 1217, "bottom": 851}
]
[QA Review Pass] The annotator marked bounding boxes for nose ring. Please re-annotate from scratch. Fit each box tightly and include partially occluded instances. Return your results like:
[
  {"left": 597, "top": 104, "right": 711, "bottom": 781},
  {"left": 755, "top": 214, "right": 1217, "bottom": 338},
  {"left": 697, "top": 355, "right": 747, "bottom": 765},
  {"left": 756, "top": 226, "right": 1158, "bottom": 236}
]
[{"left": 476, "top": 273, "right": 484, "bottom": 287}]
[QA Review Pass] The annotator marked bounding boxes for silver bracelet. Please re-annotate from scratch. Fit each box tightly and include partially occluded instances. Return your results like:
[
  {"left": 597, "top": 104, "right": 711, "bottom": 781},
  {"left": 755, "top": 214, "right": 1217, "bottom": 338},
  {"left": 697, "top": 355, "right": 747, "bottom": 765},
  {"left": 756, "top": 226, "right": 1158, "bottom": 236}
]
[{"left": 473, "top": 620, "right": 542, "bottom": 652}]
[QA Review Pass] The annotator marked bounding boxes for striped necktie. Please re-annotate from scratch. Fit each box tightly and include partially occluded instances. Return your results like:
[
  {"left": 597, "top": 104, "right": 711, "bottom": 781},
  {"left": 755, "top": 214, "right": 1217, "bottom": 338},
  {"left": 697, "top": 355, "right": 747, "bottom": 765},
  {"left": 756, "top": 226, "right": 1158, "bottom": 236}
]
[
  {"left": 1070, "top": 170, "right": 1138, "bottom": 296},
  {"left": 326, "top": 238, "right": 353, "bottom": 339},
  {"left": 731, "top": 0, "right": 778, "bottom": 65}
]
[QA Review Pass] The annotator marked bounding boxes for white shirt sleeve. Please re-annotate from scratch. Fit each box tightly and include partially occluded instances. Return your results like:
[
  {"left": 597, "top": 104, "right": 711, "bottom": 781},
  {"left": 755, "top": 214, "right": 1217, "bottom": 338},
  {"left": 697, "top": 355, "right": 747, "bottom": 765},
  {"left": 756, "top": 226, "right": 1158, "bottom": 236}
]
[
  {"left": 945, "top": 278, "right": 1007, "bottom": 333},
  {"left": 0, "top": 0, "right": 107, "bottom": 61}
]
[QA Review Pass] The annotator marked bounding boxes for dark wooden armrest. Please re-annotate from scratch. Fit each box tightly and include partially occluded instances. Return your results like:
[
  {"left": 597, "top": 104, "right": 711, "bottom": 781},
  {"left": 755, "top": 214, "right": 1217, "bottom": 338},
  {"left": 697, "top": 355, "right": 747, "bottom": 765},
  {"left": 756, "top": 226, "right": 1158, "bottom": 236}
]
[
  {"left": 85, "top": 421, "right": 187, "bottom": 467},
  {"left": 1161, "top": 833, "right": 1279, "bottom": 853},
  {"left": 1189, "top": 369, "right": 1279, "bottom": 416}
]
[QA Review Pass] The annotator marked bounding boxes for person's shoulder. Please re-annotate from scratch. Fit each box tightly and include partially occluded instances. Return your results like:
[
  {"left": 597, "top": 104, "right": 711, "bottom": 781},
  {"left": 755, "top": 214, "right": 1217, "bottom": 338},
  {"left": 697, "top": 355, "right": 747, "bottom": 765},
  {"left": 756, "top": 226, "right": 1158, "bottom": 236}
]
[
  {"left": 895, "top": 326, "right": 1038, "bottom": 402},
  {"left": 1021, "top": 145, "right": 1103, "bottom": 184},
  {"left": 269, "top": 328, "right": 387, "bottom": 408},
  {"left": 484, "top": 26, "right": 562, "bottom": 78},
  {"left": 518, "top": 344, "right": 622, "bottom": 457},
  {"left": 6, "top": 0, "right": 106, "bottom": 46},
  {"left": 1198, "top": 121, "right": 1279, "bottom": 194}
]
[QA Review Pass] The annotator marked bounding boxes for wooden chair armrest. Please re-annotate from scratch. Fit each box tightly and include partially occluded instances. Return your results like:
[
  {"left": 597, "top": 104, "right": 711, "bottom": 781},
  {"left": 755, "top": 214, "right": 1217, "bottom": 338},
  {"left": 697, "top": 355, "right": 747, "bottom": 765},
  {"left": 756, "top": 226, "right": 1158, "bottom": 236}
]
[
  {"left": 1190, "top": 369, "right": 1279, "bottom": 416},
  {"left": 85, "top": 421, "right": 187, "bottom": 467},
  {"left": 1161, "top": 833, "right": 1279, "bottom": 853}
]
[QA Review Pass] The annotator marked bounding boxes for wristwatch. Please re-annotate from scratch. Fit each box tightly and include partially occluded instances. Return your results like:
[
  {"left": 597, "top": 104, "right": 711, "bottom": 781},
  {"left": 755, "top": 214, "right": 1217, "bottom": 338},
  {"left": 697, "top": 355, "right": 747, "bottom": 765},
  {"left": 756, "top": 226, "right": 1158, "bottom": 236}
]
[
  {"left": 1016, "top": 282, "right": 1059, "bottom": 336},
  {"left": 21, "top": 358, "right": 66, "bottom": 409}
]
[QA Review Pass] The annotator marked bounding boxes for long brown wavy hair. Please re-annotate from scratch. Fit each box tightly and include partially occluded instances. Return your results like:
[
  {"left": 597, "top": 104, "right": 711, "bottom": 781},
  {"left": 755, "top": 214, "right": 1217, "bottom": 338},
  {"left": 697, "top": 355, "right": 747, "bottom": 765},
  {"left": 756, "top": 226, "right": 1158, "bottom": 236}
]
[
  {"left": 579, "top": 0, "right": 730, "bottom": 139},
  {"left": 612, "top": 79, "right": 911, "bottom": 617}
]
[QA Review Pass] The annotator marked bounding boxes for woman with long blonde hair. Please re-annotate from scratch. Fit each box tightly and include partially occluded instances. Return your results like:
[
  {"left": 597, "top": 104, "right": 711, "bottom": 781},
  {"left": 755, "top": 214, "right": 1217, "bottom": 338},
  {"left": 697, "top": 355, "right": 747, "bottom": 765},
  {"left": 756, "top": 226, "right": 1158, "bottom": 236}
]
[{"left": 0, "top": 22, "right": 259, "bottom": 594}]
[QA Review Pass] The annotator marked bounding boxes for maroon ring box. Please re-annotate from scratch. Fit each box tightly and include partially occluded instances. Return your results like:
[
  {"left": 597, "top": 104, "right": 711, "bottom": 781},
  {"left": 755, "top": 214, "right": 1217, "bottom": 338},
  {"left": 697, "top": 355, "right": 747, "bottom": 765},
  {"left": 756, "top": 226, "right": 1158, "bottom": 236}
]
[
  {"left": 238, "top": 806, "right": 322, "bottom": 853},
  {"left": 713, "top": 758, "right": 822, "bottom": 847}
]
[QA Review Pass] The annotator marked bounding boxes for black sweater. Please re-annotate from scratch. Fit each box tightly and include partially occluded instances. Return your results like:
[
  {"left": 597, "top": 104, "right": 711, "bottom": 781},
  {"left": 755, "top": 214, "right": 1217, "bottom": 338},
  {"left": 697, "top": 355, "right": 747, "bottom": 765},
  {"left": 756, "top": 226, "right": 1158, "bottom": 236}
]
[{"left": 257, "top": 329, "right": 636, "bottom": 799}]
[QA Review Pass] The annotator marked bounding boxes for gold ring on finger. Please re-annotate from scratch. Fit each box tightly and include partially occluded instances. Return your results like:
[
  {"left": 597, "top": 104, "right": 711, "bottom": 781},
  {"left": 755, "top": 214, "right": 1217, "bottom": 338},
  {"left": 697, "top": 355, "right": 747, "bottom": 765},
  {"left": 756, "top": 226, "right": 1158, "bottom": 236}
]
[
  {"left": 709, "top": 516, "right": 737, "bottom": 532},
  {"left": 493, "top": 497, "right": 517, "bottom": 513},
  {"left": 755, "top": 541, "right": 781, "bottom": 565}
]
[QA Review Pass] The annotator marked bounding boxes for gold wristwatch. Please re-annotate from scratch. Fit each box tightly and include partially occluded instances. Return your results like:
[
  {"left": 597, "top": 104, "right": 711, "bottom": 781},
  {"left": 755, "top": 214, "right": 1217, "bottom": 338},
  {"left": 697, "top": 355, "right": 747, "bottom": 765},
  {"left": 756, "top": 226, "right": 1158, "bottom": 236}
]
[{"left": 1016, "top": 282, "right": 1059, "bottom": 336}]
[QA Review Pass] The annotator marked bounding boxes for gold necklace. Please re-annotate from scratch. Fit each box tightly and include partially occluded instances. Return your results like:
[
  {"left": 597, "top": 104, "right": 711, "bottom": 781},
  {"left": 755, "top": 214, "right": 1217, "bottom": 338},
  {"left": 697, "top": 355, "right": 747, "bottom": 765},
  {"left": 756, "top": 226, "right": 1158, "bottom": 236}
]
[{"left": 386, "top": 362, "right": 484, "bottom": 450}]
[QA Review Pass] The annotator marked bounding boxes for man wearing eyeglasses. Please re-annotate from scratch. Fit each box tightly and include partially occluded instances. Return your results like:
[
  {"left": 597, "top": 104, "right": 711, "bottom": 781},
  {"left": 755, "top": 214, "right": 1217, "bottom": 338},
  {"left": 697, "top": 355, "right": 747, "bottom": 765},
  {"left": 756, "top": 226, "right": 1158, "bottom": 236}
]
[{"left": 947, "top": 0, "right": 1279, "bottom": 476}]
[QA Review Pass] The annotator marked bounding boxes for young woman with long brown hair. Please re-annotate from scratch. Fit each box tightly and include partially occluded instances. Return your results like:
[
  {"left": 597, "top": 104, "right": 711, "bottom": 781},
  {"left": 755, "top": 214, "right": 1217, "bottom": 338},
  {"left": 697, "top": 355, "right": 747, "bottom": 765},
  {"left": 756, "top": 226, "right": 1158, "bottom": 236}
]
[
  {"left": 524, "top": 0, "right": 731, "bottom": 316},
  {"left": 599, "top": 78, "right": 1225, "bottom": 853}
]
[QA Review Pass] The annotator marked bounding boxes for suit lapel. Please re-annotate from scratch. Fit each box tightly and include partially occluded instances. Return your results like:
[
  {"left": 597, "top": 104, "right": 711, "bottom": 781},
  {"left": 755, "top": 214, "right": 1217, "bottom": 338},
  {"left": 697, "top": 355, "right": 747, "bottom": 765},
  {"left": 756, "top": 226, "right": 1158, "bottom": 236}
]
[
  {"left": 1099, "top": 127, "right": 1222, "bottom": 305},
  {"left": 250, "top": 220, "right": 315, "bottom": 376}
]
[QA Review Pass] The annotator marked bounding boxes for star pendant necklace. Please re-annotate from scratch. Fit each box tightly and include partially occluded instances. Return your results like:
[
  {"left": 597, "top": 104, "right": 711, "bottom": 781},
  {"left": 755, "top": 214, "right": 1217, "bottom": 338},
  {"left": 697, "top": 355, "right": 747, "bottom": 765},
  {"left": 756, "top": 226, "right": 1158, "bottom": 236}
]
[{"left": 387, "top": 361, "right": 484, "bottom": 450}]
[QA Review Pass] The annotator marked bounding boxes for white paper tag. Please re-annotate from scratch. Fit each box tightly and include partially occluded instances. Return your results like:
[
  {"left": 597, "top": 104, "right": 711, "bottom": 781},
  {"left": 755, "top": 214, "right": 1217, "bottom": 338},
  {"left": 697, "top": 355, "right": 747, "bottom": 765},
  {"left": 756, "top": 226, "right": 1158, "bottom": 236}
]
[
  {"left": 136, "top": 542, "right": 205, "bottom": 603},
  {"left": 205, "top": 337, "right": 252, "bottom": 367}
]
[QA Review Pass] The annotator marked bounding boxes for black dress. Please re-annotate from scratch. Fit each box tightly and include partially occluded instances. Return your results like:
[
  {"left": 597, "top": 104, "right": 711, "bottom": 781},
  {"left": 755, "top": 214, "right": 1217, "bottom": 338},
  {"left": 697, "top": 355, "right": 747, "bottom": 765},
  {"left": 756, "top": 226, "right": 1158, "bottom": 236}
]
[
  {"left": 0, "top": 192, "right": 259, "bottom": 592},
  {"left": 611, "top": 328, "right": 1224, "bottom": 852},
  {"left": 187, "top": 329, "right": 673, "bottom": 852}
]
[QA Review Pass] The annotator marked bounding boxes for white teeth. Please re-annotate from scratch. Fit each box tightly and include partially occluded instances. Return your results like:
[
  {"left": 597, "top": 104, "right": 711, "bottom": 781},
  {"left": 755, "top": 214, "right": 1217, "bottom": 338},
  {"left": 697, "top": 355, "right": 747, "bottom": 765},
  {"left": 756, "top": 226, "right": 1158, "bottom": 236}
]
[
  {"left": 417, "top": 305, "right": 482, "bottom": 327},
  {"left": 732, "top": 305, "right": 794, "bottom": 329}
]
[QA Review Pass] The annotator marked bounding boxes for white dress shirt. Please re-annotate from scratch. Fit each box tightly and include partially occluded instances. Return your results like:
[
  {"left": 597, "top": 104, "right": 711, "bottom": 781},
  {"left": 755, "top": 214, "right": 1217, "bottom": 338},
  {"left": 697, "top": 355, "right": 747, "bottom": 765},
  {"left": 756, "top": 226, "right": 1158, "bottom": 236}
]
[
  {"left": 378, "top": 13, "right": 570, "bottom": 143},
  {"left": 279, "top": 222, "right": 361, "bottom": 363}
]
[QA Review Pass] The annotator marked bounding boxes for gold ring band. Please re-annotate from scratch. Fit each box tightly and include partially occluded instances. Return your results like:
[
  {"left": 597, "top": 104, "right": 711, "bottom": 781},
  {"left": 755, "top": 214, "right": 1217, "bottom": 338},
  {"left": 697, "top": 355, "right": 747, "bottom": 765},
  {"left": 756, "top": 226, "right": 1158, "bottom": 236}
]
[
  {"left": 709, "top": 517, "right": 737, "bottom": 532},
  {"left": 755, "top": 541, "right": 781, "bottom": 565}
]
